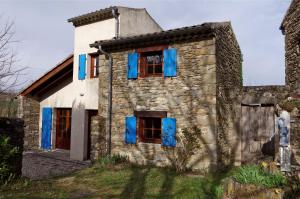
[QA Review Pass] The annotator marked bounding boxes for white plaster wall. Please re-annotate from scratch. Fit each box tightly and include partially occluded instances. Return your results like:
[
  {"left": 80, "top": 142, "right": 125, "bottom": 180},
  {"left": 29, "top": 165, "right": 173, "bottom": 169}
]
[{"left": 72, "top": 18, "right": 116, "bottom": 110}]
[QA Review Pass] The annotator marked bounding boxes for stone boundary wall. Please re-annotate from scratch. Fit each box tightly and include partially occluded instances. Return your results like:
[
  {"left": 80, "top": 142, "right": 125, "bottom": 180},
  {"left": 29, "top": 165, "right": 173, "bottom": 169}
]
[
  {"left": 17, "top": 96, "right": 40, "bottom": 150},
  {"left": 242, "top": 86, "right": 289, "bottom": 105},
  {"left": 242, "top": 86, "right": 300, "bottom": 166},
  {"left": 0, "top": 118, "right": 24, "bottom": 178},
  {"left": 0, "top": 94, "right": 18, "bottom": 118}
]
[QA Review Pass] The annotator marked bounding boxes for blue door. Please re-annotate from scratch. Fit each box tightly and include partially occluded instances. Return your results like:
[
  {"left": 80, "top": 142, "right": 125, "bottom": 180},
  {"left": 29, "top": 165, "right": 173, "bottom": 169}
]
[{"left": 41, "top": 107, "right": 52, "bottom": 150}]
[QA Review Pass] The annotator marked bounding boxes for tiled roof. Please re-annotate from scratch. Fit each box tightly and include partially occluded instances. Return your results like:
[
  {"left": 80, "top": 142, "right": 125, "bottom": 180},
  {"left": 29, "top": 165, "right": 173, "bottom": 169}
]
[
  {"left": 68, "top": 6, "right": 118, "bottom": 27},
  {"left": 90, "top": 22, "right": 229, "bottom": 51}
]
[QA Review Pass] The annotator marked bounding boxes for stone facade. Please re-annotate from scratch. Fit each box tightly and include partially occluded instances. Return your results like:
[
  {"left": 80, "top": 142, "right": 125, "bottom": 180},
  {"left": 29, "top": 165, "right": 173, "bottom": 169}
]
[
  {"left": 0, "top": 118, "right": 24, "bottom": 178},
  {"left": 281, "top": 0, "right": 300, "bottom": 93},
  {"left": 215, "top": 24, "right": 243, "bottom": 167},
  {"left": 98, "top": 23, "right": 242, "bottom": 171},
  {"left": 90, "top": 115, "right": 107, "bottom": 160},
  {"left": 17, "top": 96, "right": 40, "bottom": 151}
]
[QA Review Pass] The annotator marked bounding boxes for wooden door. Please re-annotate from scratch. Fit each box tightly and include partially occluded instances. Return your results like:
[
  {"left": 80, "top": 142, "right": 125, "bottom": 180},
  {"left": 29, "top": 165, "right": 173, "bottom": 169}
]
[
  {"left": 241, "top": 105, "right": 275, "bottom": 163},
  {"left": 56, "top": 108, "right": 72, "bottom": 150}
]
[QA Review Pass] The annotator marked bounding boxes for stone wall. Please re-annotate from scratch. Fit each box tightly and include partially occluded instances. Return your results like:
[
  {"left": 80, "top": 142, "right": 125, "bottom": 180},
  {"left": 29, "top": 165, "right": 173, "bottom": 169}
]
[
  {"left": 281, "top": 0, "right": 300, "bottom": 93},
  {"left": 291, "top": 110, "right": 300, "bottom": 165},
  {"left": 242, "top": 86, "right": 289, "bottom": 105},
  {"left": 17, "top": 96, "right": 40, "bottom": 150},
  {"left": 0, "top": 118, "right": 24, "bottom": 178},
  {"left": 90, "top": 115, "right": 107, "bottom": 160},
  {"left": 0, "top": 94, "right": 18, "bottom": 118},
  {"left": 214, "top": 23, "right": 243, "bottom": 167},
  {"left": 99, "top": 39, "right": 218, "bottom": 171}
]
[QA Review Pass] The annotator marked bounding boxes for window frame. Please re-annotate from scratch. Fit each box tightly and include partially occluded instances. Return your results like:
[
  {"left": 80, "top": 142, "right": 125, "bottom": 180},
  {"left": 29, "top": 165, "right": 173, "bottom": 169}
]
[
  {"left": 89, "top": 54, "right": 99, "bottom": 78},
  {"left": 134, "top": 111, "right": 167, "bottom": 144},
  {"left": 137, "top": 45, "right": 167, "bottom": 78}
]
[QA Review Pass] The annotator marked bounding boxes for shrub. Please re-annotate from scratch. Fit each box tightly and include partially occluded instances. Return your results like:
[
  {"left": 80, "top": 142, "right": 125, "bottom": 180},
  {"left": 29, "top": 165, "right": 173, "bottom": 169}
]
[
  {"left": 279, "top": 99, "right": 300, "bottom": 112},
  {"left": 98, "top": 154, "right": 128, "bottom": 166},
  {"left": 171, "top": 127, "right": 202, "bottom": 172},
  {"left": 0, "top": 135, "right": 19, "bottom": 185},
  {"left": 233, "top": 165, "right": 287, "bottom": 188}
]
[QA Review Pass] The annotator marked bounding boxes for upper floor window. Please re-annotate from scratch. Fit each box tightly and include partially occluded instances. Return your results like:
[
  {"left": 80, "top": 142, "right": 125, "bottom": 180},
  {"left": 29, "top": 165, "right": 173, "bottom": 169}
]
[
  {"left": 137, "top": 46, "right": 167, "bottom": 78},
  {"left": 127, "top": 46, "right": 177, "bottom": 79},
  {"left": 139, "top": 51, "right": 163, "bottom": 77},
  {"left": 90, "top": 55, "right": 99, "bottom": 78}
]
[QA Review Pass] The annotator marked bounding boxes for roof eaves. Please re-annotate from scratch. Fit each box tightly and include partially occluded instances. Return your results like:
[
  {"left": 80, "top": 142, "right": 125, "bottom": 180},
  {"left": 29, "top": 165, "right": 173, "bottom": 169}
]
[
  {"left": 68, "top": 6, "right": 117, "bottom": 27},
  {"left": 19, "top": 54, "right": 74, "bottom": 96},
  {"left": 90, "top": 22, "right": 224, "bottom": 51}
]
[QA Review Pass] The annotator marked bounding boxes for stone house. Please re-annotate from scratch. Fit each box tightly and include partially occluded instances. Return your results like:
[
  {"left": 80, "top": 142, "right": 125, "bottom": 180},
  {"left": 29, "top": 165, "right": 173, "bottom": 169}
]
[
  {"left": 18, "top": 6, "right": 162, "bottom": 161},
  {"left": 89, "top": 22, "right": 242, "bottom": 170},
  {"left": 18, "top": 1, "right": 299, "bottom": 171}
]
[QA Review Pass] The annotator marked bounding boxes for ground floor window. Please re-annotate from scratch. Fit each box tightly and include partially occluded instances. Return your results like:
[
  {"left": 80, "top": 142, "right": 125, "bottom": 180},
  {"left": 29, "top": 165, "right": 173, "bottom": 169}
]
[{"left": 134, "top": 111, "right": 167, "bottom": 144}]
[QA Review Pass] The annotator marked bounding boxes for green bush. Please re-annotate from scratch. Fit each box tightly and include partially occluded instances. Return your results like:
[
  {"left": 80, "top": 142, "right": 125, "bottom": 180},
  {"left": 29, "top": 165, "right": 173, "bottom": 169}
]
[
  {"left": 98, "top": 154, "right": 128, "bottom": 166},
  {"left": 233, "top": 165, "right": 287, "bottom": 188},
  {"left": 0, "top": 135, "right": 19, "bottom": 185}
]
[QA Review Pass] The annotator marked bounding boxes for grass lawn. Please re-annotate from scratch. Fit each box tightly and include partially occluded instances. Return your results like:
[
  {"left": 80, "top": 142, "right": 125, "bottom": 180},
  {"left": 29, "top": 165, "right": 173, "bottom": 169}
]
[{"left": 0, "top": 163, "right": 224, "bottom": 199}]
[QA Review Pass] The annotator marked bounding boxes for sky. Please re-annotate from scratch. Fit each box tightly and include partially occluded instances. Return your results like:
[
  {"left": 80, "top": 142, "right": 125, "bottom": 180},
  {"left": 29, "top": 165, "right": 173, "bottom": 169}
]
[{"left": 1, "top": 0, "right": 292, "bottom": 89}]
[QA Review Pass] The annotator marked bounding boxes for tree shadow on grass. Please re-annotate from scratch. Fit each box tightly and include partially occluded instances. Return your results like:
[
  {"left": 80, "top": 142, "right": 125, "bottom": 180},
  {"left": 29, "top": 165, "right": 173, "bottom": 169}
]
[{"left": 119, "top": 166, "right": 150, "bottom": 199}]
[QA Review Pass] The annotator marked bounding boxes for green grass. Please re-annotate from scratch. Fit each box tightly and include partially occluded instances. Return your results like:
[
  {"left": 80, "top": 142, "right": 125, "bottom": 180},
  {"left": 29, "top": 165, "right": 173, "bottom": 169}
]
[
  {"left": 0, "top": 164, "right": 225, "bottom": 199},
  {"left": 0, "top": 163, "right": 289, "bottom": 199},
  {"left": 232, "top": 165, "right": 287, "bottom": 188}
]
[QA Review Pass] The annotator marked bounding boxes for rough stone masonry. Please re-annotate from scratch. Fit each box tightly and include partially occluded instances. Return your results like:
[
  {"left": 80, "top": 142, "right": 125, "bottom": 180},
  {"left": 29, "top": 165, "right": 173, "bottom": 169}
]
[{"left": 97, "top": 22, "right": 242, "bottom": 171}]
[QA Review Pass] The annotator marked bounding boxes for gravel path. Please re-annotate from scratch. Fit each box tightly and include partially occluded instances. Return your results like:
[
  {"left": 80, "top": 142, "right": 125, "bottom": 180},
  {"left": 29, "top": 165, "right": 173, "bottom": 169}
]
[{"left": 22, "top": 150, "right": 91, "bottom": 180}]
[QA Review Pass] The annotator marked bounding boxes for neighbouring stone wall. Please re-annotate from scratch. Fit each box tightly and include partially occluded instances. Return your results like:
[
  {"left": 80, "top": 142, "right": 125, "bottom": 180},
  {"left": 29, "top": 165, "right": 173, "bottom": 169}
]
[
  {"left": 0, "top": 118, "right": 24, "bottom": 178},
  {"left": 214, "top": 23, "right": 243, "bottom": 167},
  {"left": 90, "top": 115, "right": 107, "bottom": 160},
  {"left": 242, "top": 86, "right": 289, "bottom": 105},
  {"left": 99, "top": 38, "right": 218, "bottom": 171},
  {"left": 0, "top": 94, "right": 18, "bottom": 118},
  {"left": 282, "top": 0, "right": 300, "bottom": 93},
  {"left": 17, "top": 96, "right": 40, "bottom": 150},
  {"left": 242, "top": 86, "right": 300, "bottom": 167},
  {"left": 291, "top": 110, "right": 300, "bottom": 165}
]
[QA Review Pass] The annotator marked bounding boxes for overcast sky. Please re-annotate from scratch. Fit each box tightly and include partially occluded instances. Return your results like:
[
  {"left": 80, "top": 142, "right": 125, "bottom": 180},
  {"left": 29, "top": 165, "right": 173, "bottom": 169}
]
[{"left": 2, "top": 0, "right": 292, "bottom": 89}]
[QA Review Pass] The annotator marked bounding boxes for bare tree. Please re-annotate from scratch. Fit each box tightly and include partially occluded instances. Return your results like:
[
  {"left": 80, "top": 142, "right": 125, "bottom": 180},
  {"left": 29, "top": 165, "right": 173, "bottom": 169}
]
[{"left": 0, "top": 16, "right": 25, "bottom": 93}]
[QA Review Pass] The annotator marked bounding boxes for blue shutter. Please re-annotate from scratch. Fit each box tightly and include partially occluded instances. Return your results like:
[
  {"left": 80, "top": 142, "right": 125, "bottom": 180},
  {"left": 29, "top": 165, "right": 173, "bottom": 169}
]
[
  {"left": 162, "top": 118, "right": 176, "bottom": 147},
  {"left": 163, "top": 48, "right": 177, "bottom": 77},
  {"left": 125, "top": 116, "right": 137, "bottom": 144},
  {"left": 127, "top": 52, "right": 138, "bottom": 79},
  {"left": 78, "top": 54, "right": 86, "bottom": 80},
  {"left": 41, "top": 107, "right": 52, "bottom": 150}
]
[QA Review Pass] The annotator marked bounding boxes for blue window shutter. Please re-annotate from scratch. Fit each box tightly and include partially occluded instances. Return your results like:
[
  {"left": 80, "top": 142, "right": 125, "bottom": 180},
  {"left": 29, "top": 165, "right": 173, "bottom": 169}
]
[
  {"left": 125, "top": 116, "right": 137, "bottom": 144},
  {"left": 163, "top": 48, "right": 177, "bottom": 77},
  {"left": 162, "top": 118, "right": 176, "bottom": 147},
  {"left": 78, "top": 54, "right": 86, "bottom": 80},
  {"left": 127, "top": 52, "right": 138, "bottom": 79},
  {"left": 41, "top": 107, "right": 52, "bottom": 150}
]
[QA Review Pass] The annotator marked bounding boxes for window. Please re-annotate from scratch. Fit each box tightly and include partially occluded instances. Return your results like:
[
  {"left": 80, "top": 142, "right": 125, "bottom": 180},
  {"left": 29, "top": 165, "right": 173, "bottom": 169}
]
[
  {"left": 90, "top": 55, "right": 99, "bottom": 78},
  {"left": 139, "top": 117, "right": 162, "bottom": 143},
  {"left": 137, "top": 46, "right": 167, "bottom": 78},
  {"left": 135, "top": 111, "right": 167, "bottom": 144},
  {"left": 139, "top": 51, "right": 163, "bottom": 77}
]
